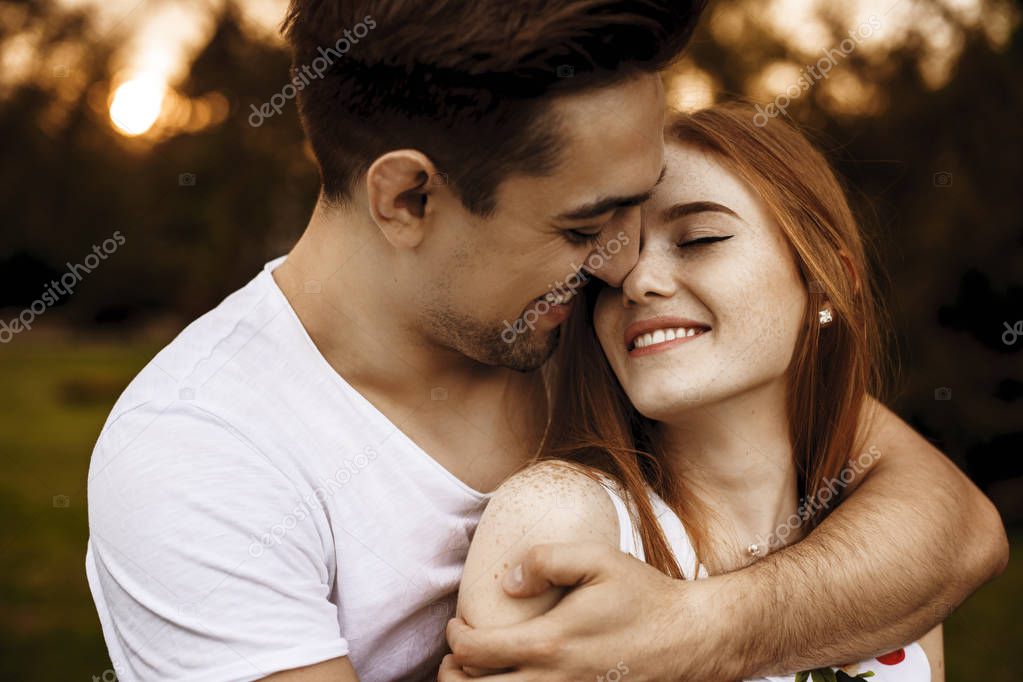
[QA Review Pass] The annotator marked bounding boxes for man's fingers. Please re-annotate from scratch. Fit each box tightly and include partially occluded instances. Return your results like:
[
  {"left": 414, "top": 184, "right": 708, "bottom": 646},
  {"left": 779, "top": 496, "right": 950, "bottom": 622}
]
[
  {"left": 439, "top": 654, "right": 522, "bottom": 682},
  {"left": 447, "top": 616, "right": 562, "bottom": 670},
  {"left": 438, "top": 653, "right": 474, "bottom": 681},
  {"left": 503, "top": 541, "right": 614, "bottom": 597}
]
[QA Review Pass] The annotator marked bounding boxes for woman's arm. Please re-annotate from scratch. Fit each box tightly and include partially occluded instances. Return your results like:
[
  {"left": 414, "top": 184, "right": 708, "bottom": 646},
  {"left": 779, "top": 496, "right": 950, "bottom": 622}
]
[
  {"left": 443, "top": 401, "right": 1006, "bottom": 681},
  {"left": 919, "top": 625, "right": 945, "bottom": 682},
  {"left": 457, "top": 461, "right": 622, "bottom": 629}
]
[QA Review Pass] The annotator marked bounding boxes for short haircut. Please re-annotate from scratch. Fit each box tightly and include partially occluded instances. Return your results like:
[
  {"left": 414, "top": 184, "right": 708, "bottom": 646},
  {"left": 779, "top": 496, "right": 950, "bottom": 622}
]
[{"left": 282, "top": 0, "right": 707, "bottom": 215}]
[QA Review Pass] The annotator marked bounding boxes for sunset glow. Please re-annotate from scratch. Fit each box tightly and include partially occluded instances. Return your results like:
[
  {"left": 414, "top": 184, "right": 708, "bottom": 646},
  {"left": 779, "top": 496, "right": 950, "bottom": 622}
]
[{"left": 109, "top": 75, "right": 166, "bottom": 136}]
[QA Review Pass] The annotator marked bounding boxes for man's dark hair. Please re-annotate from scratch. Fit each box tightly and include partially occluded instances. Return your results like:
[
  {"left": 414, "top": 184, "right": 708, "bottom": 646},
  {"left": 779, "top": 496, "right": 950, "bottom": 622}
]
[{"left": 282, "top": 0, "right": 707, "bottom": 215}]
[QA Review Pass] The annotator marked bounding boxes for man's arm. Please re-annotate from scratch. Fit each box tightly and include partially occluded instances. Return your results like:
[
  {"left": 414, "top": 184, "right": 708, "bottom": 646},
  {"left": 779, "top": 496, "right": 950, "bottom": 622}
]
[
  {"left": 260, "top": 657, "right": 359, "bottom": 682},
  {"left": 727, "top": 400, "right": 1006, "bottom": 675},
  {"left": 444, "top": 401, "right": 1007, "bottom": 680}
]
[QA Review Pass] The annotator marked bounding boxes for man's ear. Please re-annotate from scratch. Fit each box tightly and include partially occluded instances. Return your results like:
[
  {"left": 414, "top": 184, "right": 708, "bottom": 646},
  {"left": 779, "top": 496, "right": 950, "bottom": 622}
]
[{"left": 366, "top": 150, "right": 439, "bottom": 249}]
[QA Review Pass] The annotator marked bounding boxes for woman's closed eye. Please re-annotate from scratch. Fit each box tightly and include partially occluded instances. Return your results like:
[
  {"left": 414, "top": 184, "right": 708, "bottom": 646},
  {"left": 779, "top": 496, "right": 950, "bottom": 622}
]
[{"left": 677, "top": 234, "right": 734, "bottom": 248}]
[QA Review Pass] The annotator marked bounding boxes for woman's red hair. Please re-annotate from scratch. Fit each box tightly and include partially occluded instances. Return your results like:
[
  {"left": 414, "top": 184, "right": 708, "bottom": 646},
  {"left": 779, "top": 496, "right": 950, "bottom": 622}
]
[{"left": 539, "top": 101, "right": 888, "bottom": 577}]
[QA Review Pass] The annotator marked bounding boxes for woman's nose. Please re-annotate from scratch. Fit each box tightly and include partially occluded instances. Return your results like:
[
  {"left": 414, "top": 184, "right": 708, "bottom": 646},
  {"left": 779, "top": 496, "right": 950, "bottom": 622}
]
[{"left": 621, "top": 249, "right": 677, "bottom": 307}]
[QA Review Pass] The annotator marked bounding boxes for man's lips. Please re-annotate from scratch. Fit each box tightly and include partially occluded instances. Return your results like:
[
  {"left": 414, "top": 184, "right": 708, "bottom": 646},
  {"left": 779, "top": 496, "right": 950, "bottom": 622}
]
[
  {"left": 532, "top": 287, "right": 577, "bottom": 307},
  {"left": 624, "top": 316, "right": 711, "bottom": 352},
  {"left": 512, "top": 286, "right": 579, "bottom": 332},
  {"left": 521, "top": 285, "right": 578, "bottom": 317}
]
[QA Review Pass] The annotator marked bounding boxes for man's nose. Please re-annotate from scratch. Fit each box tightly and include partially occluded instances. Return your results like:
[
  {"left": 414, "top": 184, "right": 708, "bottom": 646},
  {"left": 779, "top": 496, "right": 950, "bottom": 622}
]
[{"left": 586, "top": 216, "right": 641, "bottom": 287}]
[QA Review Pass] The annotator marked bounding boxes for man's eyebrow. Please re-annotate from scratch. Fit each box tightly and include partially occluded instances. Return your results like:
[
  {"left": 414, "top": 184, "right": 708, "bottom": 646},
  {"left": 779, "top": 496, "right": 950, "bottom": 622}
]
[
  {"left": 661, "top": 200, "right": 739, "bottom": 223},
  {"left": 556, "top": 164, "right": 668, "bottom": 222}
]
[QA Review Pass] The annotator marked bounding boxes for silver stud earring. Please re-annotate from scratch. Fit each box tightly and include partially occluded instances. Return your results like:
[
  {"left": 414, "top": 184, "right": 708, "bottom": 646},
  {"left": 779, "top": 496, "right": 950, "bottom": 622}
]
[{"left": 818, "top": 306, "right": 834, "bottom": 326}]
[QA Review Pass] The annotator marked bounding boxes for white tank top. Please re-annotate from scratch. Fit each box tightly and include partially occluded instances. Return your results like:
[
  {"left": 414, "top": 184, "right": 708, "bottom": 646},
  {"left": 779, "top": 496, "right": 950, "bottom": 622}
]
[{"left": 597, "top": 477, "right": 931, "bottom": 682}]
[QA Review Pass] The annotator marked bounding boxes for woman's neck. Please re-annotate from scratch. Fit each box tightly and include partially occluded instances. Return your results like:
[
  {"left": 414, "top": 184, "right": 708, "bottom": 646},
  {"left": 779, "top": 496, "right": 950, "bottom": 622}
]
[{"left": 657, "top": 380, "right": 803, "bottom": 573}]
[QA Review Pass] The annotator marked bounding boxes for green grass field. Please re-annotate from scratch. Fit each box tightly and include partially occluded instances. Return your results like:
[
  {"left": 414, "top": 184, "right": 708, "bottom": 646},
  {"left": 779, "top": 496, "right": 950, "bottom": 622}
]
[{"left": 0, "top": 340, "right": 1018, "bottom": 680}]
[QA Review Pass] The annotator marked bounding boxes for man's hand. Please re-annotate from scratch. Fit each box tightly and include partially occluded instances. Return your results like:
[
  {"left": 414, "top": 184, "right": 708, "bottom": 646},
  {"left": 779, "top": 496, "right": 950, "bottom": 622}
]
[
  {"left": 443, "top": 541, "right": 736, "bottom": 682},
  {"left": 446, "top": 418, "right": 1007, "bottom": 681}
]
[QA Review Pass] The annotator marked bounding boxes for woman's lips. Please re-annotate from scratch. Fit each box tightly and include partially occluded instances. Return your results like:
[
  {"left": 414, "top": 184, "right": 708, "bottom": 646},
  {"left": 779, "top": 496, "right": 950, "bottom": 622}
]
[{"left": 624, "top": 316, "right": 711, "bottom": 356}]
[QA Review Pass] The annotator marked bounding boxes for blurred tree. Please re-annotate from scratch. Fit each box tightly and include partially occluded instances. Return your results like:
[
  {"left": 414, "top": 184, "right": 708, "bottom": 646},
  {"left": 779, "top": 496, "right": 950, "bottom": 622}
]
[{"left": 0, "top": 0, "right": 1019, "bottom": 515}]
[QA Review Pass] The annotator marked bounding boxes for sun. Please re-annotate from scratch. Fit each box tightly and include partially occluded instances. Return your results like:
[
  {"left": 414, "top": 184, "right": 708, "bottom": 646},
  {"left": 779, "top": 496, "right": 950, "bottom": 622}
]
[{"left": 109, "top": 75, "right": 167, "bottom": 137}]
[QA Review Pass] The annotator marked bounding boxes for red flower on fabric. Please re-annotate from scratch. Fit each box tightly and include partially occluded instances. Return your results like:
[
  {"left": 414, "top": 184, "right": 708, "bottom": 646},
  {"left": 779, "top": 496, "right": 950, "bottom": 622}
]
[{"left": 875, "top": 649, "right": 906, "bottom": 665}]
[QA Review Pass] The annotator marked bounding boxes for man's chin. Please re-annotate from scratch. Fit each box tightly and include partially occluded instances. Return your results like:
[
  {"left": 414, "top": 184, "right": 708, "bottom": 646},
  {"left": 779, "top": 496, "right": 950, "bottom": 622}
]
[
  {"left": 425, "top": 306, "right": 561, "bottom": 372},
  {"left": 479, "top": 326, "right": 560, "bottom": 372}
]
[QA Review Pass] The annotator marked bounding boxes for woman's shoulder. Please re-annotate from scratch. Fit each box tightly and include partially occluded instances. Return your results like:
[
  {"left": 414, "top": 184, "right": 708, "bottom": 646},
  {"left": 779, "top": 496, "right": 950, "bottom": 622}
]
[
  {"left": 458, "top": 460, "right": 624, "bottom": 627},
  {"left": 481, "top": 460, "right": 622, "bottom": 548}
]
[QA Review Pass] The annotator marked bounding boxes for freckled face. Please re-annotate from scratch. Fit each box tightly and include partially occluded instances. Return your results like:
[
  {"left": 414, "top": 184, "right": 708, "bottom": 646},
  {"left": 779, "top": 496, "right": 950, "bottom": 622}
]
[{"left": 594, "top": 143, "right": 808, "bottom": 421}]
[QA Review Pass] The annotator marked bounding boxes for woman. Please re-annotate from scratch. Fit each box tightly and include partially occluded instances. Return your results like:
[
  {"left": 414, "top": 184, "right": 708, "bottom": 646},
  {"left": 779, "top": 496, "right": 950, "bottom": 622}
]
[{"left": 454, "top": 102, "right": 944, "bottom": 680}]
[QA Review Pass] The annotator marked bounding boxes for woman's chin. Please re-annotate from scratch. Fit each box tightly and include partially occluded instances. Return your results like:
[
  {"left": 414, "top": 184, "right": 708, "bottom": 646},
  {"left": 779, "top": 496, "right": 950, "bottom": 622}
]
[{"left": 631, "top": 388, "right": 711, "bottom": 422}]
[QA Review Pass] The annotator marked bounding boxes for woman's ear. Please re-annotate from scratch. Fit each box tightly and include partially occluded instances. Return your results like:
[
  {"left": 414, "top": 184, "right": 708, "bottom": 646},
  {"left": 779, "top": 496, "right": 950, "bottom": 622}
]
[{"left": 366, "top": 150, "right": 438, "bottom": 249}]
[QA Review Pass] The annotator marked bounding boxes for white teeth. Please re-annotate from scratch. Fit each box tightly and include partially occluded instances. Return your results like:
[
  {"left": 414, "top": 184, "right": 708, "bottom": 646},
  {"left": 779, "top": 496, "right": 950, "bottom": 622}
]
[{"left": 632, "top": 326, "right": 705, "bottom": 349}]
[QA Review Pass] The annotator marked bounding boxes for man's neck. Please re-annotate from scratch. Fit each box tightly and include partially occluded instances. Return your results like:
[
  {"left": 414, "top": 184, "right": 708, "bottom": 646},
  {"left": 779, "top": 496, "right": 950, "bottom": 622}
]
[{"left": 274, "top": 201, "right": 547, "bottom": 492}]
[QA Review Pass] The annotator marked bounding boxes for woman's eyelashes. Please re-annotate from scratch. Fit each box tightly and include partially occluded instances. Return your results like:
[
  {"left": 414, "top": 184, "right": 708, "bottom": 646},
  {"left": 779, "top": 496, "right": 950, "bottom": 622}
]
[{"left": 677, "top": 234, "right": 734, "bottom": 249}]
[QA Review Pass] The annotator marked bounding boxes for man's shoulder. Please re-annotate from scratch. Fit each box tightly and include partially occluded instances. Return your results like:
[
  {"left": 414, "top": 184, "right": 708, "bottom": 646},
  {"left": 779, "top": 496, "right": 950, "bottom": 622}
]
[
  {"left": 105, "top": 263, "right": 295, "bottom": 425},
  {"left": 147, "top": 263, "right": 289, "bottom": 395},
  {"left": 92, "top": 265, "right": 298, "bottom": 474}
]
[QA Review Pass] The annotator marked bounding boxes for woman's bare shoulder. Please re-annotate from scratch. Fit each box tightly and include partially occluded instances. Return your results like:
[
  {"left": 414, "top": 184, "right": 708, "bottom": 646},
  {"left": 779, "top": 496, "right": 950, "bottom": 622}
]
[
  {"left": 484, "top": 460, "right": 620, "bottom": 539},
  {"left": 457, "top": 460, "right": 621, "bottom": 627}
]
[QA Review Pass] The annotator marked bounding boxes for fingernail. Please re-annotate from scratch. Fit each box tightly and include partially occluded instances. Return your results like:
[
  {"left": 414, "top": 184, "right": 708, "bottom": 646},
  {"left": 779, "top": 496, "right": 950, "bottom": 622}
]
[{"left": 504, "top": 564, "right": 523, "bottom": 590}]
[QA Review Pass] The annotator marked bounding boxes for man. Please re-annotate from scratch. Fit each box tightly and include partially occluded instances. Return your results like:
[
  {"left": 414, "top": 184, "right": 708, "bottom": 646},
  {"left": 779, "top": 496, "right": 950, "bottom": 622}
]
[{"left": 85, "top": 1, "right": 1007, "bottom": 681}]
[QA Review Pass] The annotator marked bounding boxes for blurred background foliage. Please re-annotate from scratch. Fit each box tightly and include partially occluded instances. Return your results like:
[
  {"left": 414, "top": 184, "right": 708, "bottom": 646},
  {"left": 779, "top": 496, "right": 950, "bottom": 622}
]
[{"left": 0, "top": 0, "right": 1020, "bottom": 679}]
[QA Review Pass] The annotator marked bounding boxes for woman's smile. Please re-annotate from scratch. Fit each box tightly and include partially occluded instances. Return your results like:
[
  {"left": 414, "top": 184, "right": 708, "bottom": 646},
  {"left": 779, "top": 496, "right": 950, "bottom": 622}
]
[{"left": 624, "top": 315, "right": 711, "bottom": 357}]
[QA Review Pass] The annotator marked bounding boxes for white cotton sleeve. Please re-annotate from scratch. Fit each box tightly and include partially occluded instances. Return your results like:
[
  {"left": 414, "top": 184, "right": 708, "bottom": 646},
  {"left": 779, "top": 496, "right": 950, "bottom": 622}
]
[{"left": 86, "top": 402, "right": 349, "bottom": 682}]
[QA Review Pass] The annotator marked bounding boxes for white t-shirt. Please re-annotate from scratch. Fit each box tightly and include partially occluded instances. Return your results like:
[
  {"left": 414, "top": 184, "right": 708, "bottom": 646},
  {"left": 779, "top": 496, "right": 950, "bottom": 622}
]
[
  {"left": 599, "top": 480, "right": 931, "bottom": 682},
  {"left": 86, "top": 256, "right": 490, "bottom": 682}
]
